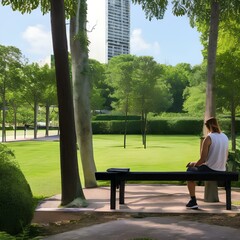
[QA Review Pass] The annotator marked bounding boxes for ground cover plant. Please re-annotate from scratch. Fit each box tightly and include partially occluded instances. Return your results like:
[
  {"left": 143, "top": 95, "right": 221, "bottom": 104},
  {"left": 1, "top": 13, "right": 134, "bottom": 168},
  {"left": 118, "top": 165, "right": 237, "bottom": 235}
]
[
  {"left": 0, "top": 144, "right": 34, "bottom": 235},
  {"left": 5, "top": 134, "right": 200, "bottom": 197}
]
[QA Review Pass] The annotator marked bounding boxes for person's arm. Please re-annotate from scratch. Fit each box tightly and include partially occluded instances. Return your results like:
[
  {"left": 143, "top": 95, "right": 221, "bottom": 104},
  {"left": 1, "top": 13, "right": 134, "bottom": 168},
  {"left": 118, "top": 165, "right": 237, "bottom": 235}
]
[
  {"left": 226, "top": 149, "right": 229, "bottom": 161},
  {"left": 188, "top": 136, "right": 211, "bottom": 167}
]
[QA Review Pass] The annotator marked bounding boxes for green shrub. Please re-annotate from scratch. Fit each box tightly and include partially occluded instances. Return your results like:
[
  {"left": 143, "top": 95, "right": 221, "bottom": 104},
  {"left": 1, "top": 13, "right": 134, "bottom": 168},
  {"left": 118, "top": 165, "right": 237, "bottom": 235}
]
[
  {"left": 124, "top": 120, "right": 142, "bottom": 134},
  {"left": 92, "top": 120, "right": 142, "bottom": 134},
  {"left": 164, "top": 118, "right": 203, "bottom": 135},
  {"left": 227, "top": 149, "right": 240, "bottom": 172},
  {"left": 110, "top": 121, "right": 142, "bottom": 134},
  {"left": 92, "top": 121, "right": 112, "bottom": 133},
  {"left": 0, "top": 144, "right": 34, "bottom": 235},
  {"left": 147, "top": 119, "right": 169, "bottom": 134},
  {"left": 0, "top": 232, "right": 15, "bottom": 240},
  {"left": 93, "top": 114, "right": 141, "bottom": 121}
]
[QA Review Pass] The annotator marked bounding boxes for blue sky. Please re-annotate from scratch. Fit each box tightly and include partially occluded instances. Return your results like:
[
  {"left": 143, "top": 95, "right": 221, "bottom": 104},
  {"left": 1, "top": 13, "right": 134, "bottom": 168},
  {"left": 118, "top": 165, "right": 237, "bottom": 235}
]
[{"left": 0, "top": 2, "right": 203, "bottom": 66}]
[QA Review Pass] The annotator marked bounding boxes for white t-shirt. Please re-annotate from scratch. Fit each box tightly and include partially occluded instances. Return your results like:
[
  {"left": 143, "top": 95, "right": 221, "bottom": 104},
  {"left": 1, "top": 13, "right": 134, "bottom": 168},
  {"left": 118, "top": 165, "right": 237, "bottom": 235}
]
[{"left": 205, "top": 132, "right": 229, "bottom": 171}]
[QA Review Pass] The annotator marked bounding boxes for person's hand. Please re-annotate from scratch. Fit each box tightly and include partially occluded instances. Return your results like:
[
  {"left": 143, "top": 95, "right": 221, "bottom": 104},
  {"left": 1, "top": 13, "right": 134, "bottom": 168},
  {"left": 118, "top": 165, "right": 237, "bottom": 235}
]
[{"left": 186, "top": 162, "right": 195, "bottom": 167}]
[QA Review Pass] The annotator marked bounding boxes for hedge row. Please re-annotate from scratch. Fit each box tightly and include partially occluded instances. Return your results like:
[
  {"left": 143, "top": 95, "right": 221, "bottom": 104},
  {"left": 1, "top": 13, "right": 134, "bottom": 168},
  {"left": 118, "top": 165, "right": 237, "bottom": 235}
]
[
  {"left": 92, "top": 118, "right": 240, "bottom": 135},
  {"left": 93, "top": 115, "right": 141, "bottom": 121}
]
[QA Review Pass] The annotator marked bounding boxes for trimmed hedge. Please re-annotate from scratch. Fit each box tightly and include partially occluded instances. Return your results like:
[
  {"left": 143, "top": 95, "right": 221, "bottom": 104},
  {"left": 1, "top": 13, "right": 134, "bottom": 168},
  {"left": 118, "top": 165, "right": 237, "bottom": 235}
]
[
  {"left": 0, "top": 127, "right": 14, "bottom": 131},
  {"left": 93, "top": 114, "right": 141, "bottom": 121},
  {"left": 92, "top": 118, "right": 239, "bottom": 135},
  {"left": 92, "top": 120, "right": 142, "bottom": 134},
  {"left": 146, "top": 119, "right": 203, "bottom": 134}
]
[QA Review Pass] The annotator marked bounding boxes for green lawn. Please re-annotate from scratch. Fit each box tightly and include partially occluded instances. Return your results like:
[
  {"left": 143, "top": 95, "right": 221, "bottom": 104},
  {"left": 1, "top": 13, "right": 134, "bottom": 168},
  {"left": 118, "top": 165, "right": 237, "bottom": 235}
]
[{"left": 5, "top": 135, "right": 201, "bottom": 197}]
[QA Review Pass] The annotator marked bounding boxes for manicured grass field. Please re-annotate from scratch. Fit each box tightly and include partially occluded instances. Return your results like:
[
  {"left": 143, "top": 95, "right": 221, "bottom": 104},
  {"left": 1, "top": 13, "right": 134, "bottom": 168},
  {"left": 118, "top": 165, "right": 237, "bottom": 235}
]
[{"left": 5, "top": 135, "right": 201, "bottom": 197}]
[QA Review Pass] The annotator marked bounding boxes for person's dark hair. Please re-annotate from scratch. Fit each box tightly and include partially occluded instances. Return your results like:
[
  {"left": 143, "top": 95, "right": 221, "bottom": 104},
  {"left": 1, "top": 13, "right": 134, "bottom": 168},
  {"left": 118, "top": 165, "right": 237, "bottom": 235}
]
[{"left": 205, "top": 117, "right": 221, "bottom": 133}]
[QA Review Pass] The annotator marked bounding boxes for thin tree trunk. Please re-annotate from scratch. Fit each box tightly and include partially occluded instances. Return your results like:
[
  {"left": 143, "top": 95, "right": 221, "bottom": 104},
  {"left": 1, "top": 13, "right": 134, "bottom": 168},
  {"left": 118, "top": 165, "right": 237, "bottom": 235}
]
[
  {"left": 2, "top": 79, "right": 6, "bottom": 142},
  {"left": 13, "top": 104, "right": 17, "bottom": 140},
  {"left": 141, "top": 98, "right": 145, "bottom": 146},
  {"left": 204, "top": 1, "right": 220, "bottom": 203},
  {"left": 50, "top": 0, "right": 86, "bottom": 206},
  {"left": 123, "top": 97, "right": 129, "bottom": 149},
  {"left": 45, "top": 103, "right": 50, "bottom": 137},
  {"left": 143, "top": 112, "right": 147, "bottom": 149},
  {"left": 231, "top": 100, "right": 236, "bottom": 151},
  {"left": 70, "top": 0, "right": 97, "bottom": 188},
  {"left": 33, "top": 101, "right": 38, "bottom": 139}
]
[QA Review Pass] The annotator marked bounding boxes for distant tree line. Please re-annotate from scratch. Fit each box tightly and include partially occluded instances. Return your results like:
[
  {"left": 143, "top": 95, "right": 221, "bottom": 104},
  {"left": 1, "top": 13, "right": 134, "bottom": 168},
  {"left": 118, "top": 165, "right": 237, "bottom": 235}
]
[{"left": 1, "top": 42, "right": 240, "bottom": 138}]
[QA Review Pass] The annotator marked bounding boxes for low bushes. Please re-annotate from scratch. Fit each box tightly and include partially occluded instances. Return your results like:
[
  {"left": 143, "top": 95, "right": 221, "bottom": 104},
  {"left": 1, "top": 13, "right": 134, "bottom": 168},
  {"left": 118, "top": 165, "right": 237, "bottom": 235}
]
[
  {"left": 0, "top": 232, "right": 15, "bottom": 240},
  {"left": 92, "top": 118, "right": 203, "bottom": 135},
  {"left": 148, "top": 119, "right": 203, "bottom": 134},
  {"left": 93, "top": 114, "right": 141, "bottom": 121},
  {"left": 92, "top": 117, "right": 240, "bottom": 135},
  {"left": 0, "top": 144, "right": 34, "bottom": 235},
  {"left": 228, "top": 150, "right": 240, "bottom": 172}
]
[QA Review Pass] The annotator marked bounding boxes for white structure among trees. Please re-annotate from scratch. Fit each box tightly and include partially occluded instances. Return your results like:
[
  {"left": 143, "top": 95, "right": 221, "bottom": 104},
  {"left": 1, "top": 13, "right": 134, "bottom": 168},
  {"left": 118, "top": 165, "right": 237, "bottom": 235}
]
[{"left": 87, "top": 0, "right": 130, "bottom": 63}]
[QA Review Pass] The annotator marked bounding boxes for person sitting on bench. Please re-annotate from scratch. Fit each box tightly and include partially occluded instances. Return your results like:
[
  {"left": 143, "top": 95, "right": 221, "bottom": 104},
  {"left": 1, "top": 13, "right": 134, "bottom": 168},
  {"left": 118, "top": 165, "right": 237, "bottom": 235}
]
[{"left": 186, "top": 117, "right": 229, "bottom": 209}]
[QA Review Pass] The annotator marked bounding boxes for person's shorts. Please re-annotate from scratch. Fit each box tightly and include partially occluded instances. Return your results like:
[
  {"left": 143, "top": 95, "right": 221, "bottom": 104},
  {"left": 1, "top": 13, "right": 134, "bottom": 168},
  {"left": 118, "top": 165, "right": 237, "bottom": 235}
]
[{"left": 187, "top": 165, "right": 217, "bottom": 172}]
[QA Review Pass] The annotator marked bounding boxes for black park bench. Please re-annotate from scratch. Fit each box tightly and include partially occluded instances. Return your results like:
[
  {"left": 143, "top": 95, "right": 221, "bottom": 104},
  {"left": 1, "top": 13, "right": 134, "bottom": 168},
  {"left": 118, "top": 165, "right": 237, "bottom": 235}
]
[{"left": 95, "top": 169, "right": 239, "bottom": 210}]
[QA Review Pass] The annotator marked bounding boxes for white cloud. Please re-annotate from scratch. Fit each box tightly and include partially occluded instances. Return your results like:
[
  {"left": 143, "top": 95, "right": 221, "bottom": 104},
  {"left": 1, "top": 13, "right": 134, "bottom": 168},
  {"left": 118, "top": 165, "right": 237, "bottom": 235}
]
[
  {"left": 130, "top": 28, "right": 160, "bottom": 56},
  {"left": 130, "top": 28, "right": 150, "bottom": 52},
  {"left": 22, "top": 24, "right": 52, "bottom": 57},
  {"left": 38, "top": 55, "right": 51, "bottom": 67},
  {"left": 152, "top": 41, "right": 161, "bottom": 54}
]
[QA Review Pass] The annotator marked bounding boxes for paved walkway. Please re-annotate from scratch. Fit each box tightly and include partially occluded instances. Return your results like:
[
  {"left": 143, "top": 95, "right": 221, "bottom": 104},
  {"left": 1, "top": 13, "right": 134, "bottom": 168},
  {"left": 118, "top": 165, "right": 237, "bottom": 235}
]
[
  {"left": 4, "top": 134, "right": 59, "bottom": 142},
  {"left": 33, "top": 185, "right": 240, "bottom": 239},
  {"left": 43, "top": 216, "right": 240, "bottom": 240}
]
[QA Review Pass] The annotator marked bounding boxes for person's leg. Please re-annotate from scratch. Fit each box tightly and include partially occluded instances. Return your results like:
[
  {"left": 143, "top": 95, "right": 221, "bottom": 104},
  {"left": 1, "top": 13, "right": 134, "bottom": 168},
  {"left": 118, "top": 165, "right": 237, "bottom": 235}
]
[
  {"left": 186, "top": 167, "right": 198, "bottom": 209},
  {"left": 187, "top": 180, "right": 196, "bottom": 197}
]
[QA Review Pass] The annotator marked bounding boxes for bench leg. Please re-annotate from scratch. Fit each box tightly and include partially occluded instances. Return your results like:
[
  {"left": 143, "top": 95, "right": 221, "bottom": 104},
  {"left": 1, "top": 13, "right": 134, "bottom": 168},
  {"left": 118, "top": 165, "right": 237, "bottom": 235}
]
[
  {"left": 119, "top": 180, "right": 125, "bottom": 204},
  {"left": 110, "top": 179, "right": 117, "bottom": 209},
  {"left": 225, "top": 181, "right": 232, "bottom": 210}
]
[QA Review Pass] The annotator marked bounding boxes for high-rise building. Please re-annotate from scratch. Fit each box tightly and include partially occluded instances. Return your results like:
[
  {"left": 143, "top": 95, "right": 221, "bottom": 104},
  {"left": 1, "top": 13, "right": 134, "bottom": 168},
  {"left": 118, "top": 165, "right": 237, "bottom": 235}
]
[{"left": 87, "top": 0, "right": 130, "bottom": 63}]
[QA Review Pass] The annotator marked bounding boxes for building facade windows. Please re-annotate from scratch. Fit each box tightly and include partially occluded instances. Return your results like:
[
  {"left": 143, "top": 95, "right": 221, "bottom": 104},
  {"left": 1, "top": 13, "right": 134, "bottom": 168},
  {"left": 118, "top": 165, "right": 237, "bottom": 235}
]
[{"left": 87, "top": 0, "right": 130, "bottom": 63}]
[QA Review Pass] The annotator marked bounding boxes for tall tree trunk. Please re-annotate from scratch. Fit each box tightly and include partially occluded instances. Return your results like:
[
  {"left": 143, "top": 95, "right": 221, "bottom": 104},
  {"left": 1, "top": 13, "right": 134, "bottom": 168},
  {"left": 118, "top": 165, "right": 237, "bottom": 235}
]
[
  {"left": 50, "top": 0, "right": 86, "bottom": 206},
  {"left": 231, "top": 100, "right": 236, "bottom": 151},
  {"left": 204, "top": 1, "right": 220, "bottom": 203},
  {"left": 204, "top": 1, "right": 220, "bottom": 123},
  {"left": 70, "top": 0, "right": 97, "bottom": 188}
]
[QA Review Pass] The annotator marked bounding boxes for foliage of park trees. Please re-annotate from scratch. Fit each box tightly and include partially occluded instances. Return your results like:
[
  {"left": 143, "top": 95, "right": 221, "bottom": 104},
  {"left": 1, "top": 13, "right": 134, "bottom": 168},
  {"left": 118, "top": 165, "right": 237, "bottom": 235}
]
[
  {"left": 1, "top": 44, "right": 240, "bottom": 135},
  {"left": 215, "top": 19, "right": 240, "bottom": 151},
  {"left": 0, "top": 45, "right": 57, "bottom": 139}
]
